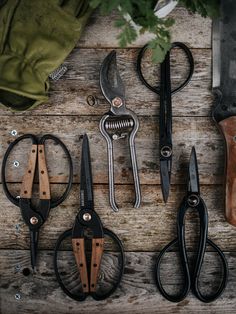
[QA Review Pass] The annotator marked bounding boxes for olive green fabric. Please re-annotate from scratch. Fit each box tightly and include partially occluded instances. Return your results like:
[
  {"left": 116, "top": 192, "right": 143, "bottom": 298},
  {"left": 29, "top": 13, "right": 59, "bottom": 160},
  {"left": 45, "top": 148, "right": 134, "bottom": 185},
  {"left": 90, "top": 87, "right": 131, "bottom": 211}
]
[{"left": 0, "top": 0, "right": 92, "bottom": 111}]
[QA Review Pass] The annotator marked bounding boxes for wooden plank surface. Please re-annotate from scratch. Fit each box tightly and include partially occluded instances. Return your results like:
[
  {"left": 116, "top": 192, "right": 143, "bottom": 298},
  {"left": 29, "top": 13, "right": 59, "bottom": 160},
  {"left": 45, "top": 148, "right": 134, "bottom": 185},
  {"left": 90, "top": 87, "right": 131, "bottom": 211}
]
[
  {"left": 0, "top": 5, "right": 235, "bottom": 314},
  {"left": 0, "top": 251, "right": 235, "bottom": 314}
]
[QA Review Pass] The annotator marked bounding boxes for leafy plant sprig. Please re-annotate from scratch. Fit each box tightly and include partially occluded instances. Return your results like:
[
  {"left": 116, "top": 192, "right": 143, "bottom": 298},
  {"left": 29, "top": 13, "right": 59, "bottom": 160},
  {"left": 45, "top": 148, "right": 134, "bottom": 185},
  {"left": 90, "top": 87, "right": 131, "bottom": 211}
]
[{"left": 90, "top": 0, "right": 219, "bottom": 63}]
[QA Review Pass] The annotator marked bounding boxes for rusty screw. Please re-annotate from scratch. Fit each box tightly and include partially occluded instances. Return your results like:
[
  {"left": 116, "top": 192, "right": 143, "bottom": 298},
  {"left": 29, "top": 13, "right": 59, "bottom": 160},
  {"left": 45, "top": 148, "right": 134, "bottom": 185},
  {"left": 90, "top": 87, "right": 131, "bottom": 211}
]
[{"left": 112, "top": 97, "right": 123, "bottom": 108}]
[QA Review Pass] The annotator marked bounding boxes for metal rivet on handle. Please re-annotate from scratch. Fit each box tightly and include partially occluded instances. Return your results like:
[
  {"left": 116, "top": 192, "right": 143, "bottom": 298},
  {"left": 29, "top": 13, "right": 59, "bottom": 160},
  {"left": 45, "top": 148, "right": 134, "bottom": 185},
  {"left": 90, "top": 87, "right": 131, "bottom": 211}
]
[
  {"left": 11, "top": 130, "right": 17, "bottom": 136},
  {"left": 13, "top": 161, "right": 20, "bottom": 168},
  {"left": 83, "top": 213, "right": 91, "bottom": 221},
  {"left": 15, "top": 293, "right": 21, "bottom": 300}
]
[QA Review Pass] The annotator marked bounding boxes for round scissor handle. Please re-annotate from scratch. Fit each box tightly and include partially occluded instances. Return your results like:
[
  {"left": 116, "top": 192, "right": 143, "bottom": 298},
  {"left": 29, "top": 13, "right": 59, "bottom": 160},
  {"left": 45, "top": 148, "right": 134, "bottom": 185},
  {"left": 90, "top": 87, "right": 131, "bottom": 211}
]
[
  {"left": 137, "top": 42, "right": 194, "bottom": 95},
  {"left": 54, "top": 227, "right": 125, "bottom": 301},
  {"left": 1, "top": 134, "right": 73, "bottom": 209}
]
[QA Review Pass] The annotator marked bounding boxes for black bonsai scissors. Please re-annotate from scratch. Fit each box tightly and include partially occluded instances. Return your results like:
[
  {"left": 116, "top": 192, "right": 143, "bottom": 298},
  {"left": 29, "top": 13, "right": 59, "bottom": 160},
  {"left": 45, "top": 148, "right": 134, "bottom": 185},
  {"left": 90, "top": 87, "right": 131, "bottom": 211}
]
[
  {"left": 155, "top": 147, "right": 228, "bottom": 303},
  {"left": 137, "top": 42, "right": 194, "bottom": 202},
  {"left": 54, "top": 134, "right": 125, "bottom": 301},
  {"left": 2, "top": 134, "right": 73, "bottom": 270}
]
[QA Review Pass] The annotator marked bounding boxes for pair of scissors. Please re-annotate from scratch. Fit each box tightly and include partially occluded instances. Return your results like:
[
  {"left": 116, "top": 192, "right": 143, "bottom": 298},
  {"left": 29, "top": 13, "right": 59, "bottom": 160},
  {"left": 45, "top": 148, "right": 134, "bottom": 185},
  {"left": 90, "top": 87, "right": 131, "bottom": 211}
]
[
  {"left": 155, "top": 147, "right": 228, "bottom": 303},
  {"left": 99, "top": 50, "right": 141, "bottom": 212},
  {"left": 2, "top": 134, "right": 73, "bottom": 270},
  {"left": 137, "top": 42, "right": 194, "bottom": 203},
  {"left": 54, "top": 134, "right": 125, "bottom": 301}
]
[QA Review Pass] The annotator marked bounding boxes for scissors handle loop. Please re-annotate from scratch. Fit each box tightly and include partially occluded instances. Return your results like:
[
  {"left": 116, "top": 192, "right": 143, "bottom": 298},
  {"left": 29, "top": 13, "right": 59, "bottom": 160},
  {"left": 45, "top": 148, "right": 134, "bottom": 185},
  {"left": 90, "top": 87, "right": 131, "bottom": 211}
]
[
  {"left": 54, "top": 227, "right": 125, "bottom": 301},
  {"left": 137, "top": 42, "right": 194, "bottom": 95},
  {"left": 1, "top": 134, "right": 73, "bottom": 209},
  {"left": 155, "top": 198, "right": 228, "bottom": 303}
]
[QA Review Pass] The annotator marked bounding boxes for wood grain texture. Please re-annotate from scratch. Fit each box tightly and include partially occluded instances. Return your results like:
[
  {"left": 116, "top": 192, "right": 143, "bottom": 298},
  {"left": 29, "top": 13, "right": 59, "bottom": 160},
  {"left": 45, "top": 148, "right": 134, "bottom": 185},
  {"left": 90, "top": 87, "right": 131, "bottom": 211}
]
[
  {"left": 0, "top": 115, "right": 224, "bottom": 185},
  {"left": 0, "top": 4, "right": 235, "bottom": 313},
  {"left": 0, "top": 49, "right": 212, "bottom": 117},
  {"left": 219, "top": 117, "right": 236, "bottom": 226},
  {"left": 1, "top": 184, "right": 235, "bottom": 252},
  {"left": 72, "top": 238, "right": 89, "bottom": 293},
  {"left": 0, "top": 250, "right": 235, "bottom": 314},
  {"left": 80, "top": 7, "right": 211, "bottom": 49},
  {"left": 20, "top": 145, "right": 37, "bottom": 199},
  {"left": 38, "top": 145, "right": 50, "bottom": 200}
]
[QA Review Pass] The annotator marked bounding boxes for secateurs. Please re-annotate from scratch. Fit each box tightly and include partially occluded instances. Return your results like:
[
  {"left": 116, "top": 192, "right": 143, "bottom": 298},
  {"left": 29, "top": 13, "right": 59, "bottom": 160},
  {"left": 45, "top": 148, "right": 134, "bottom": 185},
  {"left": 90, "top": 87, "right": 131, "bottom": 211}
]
[
  {"left": 2, "top": 134, "right": 73, "bottom": 270},
  {"left": 99, "top": 50, "right": 141, "bottom": 212}
]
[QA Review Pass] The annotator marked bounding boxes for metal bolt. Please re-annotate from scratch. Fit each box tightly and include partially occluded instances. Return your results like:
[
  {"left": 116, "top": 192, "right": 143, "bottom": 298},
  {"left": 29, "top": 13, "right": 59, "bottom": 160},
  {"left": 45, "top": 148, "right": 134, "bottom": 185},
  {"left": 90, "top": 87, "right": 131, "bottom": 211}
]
[
  {"left": 112, "top": 97, "right": 123, "bottom": 108},
  {"left": 11, "top": 130, "right": 17, "bottom": 136},
  {"left": 187, "top": 194, "right": 200, "bottom": 207},
  {"left": 15, "top": 265, "right": 21, "bottom": 272},
  {"left": 83, "top": 213, "right": 92, "bottom": 221},
  {"left": 30, "top": 217, "right": 39, "bottom": 225},
  {"left": 13, "top": 160, "right": 20, "bottom": 168},
  {"left": 15, "top": 293, "right": 21, "bottom": 300},
  {"left": 112, "top": 134, "right": 119, "bottom": 140},
  {"left": 160, "top": 146, "right": 172, "bottom": 158}
]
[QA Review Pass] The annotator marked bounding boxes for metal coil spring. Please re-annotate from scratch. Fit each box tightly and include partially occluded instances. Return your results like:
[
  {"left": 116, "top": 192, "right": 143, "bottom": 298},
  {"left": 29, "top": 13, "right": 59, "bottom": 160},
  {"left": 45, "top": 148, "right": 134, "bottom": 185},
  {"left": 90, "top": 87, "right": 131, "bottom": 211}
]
[{"left": 105, "top": 119, "right": 134, "bottom": 130}]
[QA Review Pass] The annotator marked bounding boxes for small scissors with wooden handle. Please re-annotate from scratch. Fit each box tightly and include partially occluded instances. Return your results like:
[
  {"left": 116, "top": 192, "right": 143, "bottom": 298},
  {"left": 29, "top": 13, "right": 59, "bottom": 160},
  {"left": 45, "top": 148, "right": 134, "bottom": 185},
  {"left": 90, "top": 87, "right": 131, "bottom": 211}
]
[
  {"left": 54, "top": 134, "right": 125, "bottom": 301},
  {"left": 2, "top": 134, "right": 73, "bottom": 270},
  {"left": 155, "top": 147, "right": 228, "bottom": 302},
  {"left": 137, "top": 42, "right": 194, "bottom": 203}
]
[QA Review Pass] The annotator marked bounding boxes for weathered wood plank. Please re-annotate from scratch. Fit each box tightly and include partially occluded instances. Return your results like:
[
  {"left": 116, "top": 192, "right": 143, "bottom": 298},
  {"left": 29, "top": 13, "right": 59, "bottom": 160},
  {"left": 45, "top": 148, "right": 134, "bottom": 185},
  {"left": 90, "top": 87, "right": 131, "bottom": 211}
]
[
  {"left": 0, "top": 48, "right": 212, "bottom": 116},
  {"left": 0, "top": 116, "right": 225, "bottom": 185},
  {"left": 1, "top": 184, "right": 235, "bottom": 251},
  {"left": 80, "top": 7, "right": 211, "bottom": 49},
  {"left": 0, "top": 250, "right": 235, "bottom": 314}
]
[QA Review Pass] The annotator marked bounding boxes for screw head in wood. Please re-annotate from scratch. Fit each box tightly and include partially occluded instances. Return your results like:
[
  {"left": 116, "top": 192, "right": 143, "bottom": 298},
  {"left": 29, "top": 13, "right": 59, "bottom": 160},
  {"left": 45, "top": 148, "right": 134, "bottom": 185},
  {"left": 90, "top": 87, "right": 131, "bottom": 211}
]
[
  {"left": 11, "top": 130, "right": 17, "bottom": 136},
  {"left": 13, "top": 160, "right": 20, "bottom": 168},
  {"left": 83, "top": 213, "right": 92, "bottom": 221},
  {"left": 15, "top": 293, "right": 21, "bottom": 300}
]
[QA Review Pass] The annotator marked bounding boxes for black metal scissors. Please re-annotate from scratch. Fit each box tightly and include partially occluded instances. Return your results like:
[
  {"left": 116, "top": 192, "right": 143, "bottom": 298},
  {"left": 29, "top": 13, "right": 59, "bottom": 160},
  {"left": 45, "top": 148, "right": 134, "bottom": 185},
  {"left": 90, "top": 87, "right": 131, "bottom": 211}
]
[
  {"left": 99, "top": 50, "right": 141, "bottom": 212},
  {"left": 54, "top": 134, "right": 125, "bottom": 301},
  {"left": 137, "top": 42, "right": 194, "bottom": 202},
  {"left": 1, "top": 134, "right": 73, "bottom": 270},
  {"left": 155, "top": 147, "right": 228, "bottom": 303}
]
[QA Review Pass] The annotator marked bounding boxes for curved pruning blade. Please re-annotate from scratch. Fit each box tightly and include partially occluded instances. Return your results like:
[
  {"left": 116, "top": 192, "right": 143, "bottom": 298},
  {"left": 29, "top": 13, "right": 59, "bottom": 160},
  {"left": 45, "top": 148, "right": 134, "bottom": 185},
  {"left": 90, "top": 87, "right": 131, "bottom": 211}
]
[{"left": 100, "top": 50, "right": 125, "bottom": 105}]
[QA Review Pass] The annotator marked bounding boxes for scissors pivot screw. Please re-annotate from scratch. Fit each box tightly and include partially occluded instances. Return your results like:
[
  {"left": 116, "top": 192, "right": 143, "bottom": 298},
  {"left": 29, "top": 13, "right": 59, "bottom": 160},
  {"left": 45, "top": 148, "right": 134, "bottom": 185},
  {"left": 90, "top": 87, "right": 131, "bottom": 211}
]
[
  {"left": 112, "top": 97, "right": 123, "bottom": 108},
  {"left": 187, "top": 194, "right": 200, "bottom": 207},
  {"left": 83, "top": 213, "right": 92, "bottom": 221},
  {"left": 161, "top": 146, "right": 172, "bottom": 158},
  {"left": 30, "top": 216, "right": 39, "bottom": 225}
]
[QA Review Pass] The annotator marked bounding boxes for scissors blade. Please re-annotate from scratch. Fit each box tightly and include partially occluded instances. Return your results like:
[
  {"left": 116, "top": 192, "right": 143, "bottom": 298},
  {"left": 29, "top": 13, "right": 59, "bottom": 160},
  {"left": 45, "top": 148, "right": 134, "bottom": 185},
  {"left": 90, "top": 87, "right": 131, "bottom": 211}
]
[
  {"left": 188, "top": 147, "right": 200, "bottom": 195},
  {"left": 100, "top": 50, "right": 125, "bottom": 105},
  {"left": 160, "top": 160, "right": 171, "bottom": 203},
  {"left": 80, "top": 134, "right": 94, "bottom": 211},
  {"left": 30, "top": 230, "right": 39, "bottom": 270}
]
